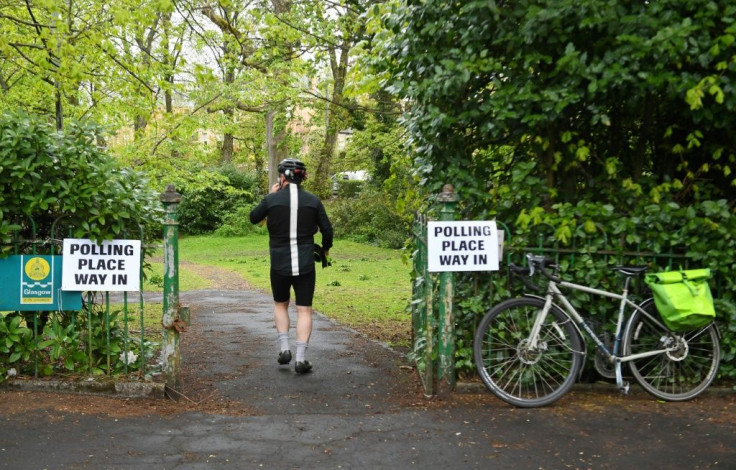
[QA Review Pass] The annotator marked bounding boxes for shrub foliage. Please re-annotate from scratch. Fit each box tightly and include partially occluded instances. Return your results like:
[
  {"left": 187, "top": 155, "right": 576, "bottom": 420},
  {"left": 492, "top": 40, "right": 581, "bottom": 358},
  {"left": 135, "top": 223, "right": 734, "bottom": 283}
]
[
  {"left": 0, "top": 111, "right": 161, "bottom": 251},
  {"left": 372, "top": 1, "right": 736, "bottom": 381}
]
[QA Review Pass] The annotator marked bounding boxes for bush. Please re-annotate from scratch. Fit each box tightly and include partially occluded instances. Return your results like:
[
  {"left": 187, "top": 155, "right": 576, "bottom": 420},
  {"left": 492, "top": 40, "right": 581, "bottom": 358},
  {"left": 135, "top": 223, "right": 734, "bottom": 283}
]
[
  {"left": 336, "top": 180, "right": 365, "bottom": 198},
  {"left": 326, "top": 188, "right": 411, "bottom": 249},
  {"left": 176, "top": 164, "right": 263, "bottom": 235},
  {"left": 0, "top": 307, "right": 157, "bottom": 378},
  {"left": 215, "top": 203, "right": 268, "bottom": 237},
  {"left": 0, "top": 110, "right": 161, "bottom": 252}
]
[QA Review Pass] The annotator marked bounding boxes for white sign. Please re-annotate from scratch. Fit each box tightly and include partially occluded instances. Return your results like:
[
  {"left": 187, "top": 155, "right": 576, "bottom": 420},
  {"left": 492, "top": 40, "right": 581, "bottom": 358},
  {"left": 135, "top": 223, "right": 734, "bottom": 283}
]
[
  {"left": 62, "top": 239, "right": 141, "bottom": 291},
  {"left": 427, "top": 221, "right": 500, "bottom": 272}
]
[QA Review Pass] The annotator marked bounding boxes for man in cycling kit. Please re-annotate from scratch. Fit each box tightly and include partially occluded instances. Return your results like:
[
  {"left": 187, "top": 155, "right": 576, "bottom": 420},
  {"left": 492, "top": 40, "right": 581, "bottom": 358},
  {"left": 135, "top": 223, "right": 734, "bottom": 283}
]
[{"left": 249, "top": 158, "right": 334, "bottom": 374}]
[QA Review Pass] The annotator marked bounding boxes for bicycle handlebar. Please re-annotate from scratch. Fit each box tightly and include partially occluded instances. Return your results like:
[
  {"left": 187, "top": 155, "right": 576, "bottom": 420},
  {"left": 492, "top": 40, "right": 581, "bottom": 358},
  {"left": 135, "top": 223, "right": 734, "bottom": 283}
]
[
  {"left": 508, "top": 254, "right": 562, "bottom": 291},
  {"left": 526, "top": 253, "right": 562, "bottom": 283},
  {"left": 508, "top": 263, "right": 541, "bottom": 292}
]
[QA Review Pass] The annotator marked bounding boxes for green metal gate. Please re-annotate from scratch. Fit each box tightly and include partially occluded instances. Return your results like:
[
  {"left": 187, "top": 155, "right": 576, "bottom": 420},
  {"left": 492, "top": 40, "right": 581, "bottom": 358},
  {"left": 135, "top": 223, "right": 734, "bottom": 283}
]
[
  {"left": 0, "top": 186, "right": 185, "bottom": 387},
  {"left": 0, "top": 217, "right": 153, "bottom": 380}
]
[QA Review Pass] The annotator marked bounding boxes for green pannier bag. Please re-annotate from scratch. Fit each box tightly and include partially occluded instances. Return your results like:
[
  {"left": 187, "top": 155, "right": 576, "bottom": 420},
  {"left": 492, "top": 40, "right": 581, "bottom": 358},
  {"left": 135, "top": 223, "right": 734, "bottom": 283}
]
[{"left": 644, "top": 269, "right": 716, "bottom": 332}]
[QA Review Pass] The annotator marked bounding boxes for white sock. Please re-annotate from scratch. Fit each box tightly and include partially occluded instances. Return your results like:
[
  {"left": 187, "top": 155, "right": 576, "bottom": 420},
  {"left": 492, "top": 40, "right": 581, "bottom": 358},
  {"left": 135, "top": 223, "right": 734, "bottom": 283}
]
[
  {"left": 296, "top": 341, "right": 308, "bottom": 362},
  {"left": 278, "top": 332, "right": 289, "bottom": 352}
]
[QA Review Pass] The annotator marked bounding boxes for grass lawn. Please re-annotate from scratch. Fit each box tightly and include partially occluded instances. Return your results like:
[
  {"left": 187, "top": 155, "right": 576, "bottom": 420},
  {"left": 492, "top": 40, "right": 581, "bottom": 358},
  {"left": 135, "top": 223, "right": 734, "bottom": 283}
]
[{"left": 173, "top": 234, "right": 414, "bottom": 348}]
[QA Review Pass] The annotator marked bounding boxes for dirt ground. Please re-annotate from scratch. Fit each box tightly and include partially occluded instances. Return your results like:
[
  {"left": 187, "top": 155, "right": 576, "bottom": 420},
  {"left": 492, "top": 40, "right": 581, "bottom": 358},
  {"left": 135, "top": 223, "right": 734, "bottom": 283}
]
[{"left": 180, "top": 261, "right": 253, "bottom": 291}]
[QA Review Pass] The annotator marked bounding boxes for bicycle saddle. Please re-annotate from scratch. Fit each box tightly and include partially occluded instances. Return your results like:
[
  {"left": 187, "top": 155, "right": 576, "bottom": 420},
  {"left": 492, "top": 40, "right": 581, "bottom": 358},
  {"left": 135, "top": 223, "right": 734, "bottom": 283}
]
[{"left": 611, "top": 266, "right": 648, "bottom": 276}]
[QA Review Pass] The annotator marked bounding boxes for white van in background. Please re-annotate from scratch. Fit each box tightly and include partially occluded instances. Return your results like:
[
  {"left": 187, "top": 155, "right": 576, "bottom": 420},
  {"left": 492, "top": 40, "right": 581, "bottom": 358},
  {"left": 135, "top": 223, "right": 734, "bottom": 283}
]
[{"left": 332, "top": 170, "right": 370, "bottom": 196}]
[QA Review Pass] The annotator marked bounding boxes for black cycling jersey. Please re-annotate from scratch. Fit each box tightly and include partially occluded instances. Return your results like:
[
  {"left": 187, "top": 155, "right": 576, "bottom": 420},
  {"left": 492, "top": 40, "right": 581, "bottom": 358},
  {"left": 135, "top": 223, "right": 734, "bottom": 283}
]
[{"left": 249, "top": 183, "right": 333, "bottom": 276}]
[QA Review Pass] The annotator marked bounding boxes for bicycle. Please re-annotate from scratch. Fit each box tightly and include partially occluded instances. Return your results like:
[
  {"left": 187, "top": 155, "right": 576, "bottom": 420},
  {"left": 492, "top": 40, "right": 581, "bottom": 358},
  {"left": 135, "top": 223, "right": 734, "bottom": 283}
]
[{"left": 474, "top": 253, "right": 720, "bottom": 407}]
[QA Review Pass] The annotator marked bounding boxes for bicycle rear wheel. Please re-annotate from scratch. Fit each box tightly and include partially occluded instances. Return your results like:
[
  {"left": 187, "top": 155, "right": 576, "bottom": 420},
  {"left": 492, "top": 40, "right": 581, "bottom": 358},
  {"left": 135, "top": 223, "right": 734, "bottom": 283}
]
[
  {"left": 474, "top": 297, "right": 583, "bottom": 407},
  {"left": 624, "top": 298, "right": 720, "bottom": 401}
]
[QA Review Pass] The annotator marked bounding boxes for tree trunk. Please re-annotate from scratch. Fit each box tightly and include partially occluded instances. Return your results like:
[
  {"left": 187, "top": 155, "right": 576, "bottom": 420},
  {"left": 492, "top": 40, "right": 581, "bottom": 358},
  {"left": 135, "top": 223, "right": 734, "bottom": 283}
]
[
  {"left": 55, "top": 82, "right": 63, "bottom": 131},
  {"left": 222, "top": 132, "right": 234, "bottom": 164},
  {"left": 265, "top": 108, "right": 288, "bottom": 190},
  {"left": 313, "top": 43, "right": 350, "bottom": 198},
  {"left": 134, "top": 114, "right": 148, "bottom": 138},
  {"left": 266, "top": 109, "right": 278, "bottom": 189}
]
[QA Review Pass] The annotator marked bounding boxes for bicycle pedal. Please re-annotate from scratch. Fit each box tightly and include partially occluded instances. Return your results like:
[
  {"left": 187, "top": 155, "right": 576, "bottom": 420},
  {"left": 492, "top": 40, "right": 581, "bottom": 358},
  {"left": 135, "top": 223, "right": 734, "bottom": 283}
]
[{"left": 619, "top": 381, "right": 630, "bottom": 395}]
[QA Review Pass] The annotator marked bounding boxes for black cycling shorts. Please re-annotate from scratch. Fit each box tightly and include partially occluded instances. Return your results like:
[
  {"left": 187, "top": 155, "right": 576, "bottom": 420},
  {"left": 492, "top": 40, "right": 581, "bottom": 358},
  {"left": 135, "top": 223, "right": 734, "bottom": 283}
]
[{"left": 270, "top": 269, "right": 316, "bottom": 306}]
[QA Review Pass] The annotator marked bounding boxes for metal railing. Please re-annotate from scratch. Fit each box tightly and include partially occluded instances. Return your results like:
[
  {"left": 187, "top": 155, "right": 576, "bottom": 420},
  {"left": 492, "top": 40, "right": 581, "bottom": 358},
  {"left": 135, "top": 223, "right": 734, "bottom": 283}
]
[{"left": 0, "top": 217, "right": 154, "bottom": 380}]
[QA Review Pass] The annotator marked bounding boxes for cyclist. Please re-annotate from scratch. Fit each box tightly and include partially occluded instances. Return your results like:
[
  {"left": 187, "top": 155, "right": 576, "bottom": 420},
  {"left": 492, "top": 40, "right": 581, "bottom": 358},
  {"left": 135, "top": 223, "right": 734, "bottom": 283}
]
[{"left": 249, "top": 158, "right": 334, "bottom": 374}]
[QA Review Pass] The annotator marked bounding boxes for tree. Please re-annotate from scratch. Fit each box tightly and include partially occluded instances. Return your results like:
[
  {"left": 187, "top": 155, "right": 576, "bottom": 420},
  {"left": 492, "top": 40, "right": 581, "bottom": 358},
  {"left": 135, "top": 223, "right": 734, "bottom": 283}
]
[
  {"left": 291, "top": 0, "right": 374, "bottom": 197},
  {"left": 170, "top": 0, "right": 306, "bottom": 185},
  {"left": 0, "top": 0, "right": 115, "bottom": 129},
  {"left": 372, "top": 0, "right": 736, "bottom": 208},
  {"left": 103, "top": 0, "right": 191, "bottom": 144}
]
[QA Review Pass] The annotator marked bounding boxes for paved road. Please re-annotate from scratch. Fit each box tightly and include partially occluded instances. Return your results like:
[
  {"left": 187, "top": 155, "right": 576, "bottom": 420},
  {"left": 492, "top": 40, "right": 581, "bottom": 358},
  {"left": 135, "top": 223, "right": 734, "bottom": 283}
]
[{"left": 1, "top": 289, "right": 735, "bottom": 469}]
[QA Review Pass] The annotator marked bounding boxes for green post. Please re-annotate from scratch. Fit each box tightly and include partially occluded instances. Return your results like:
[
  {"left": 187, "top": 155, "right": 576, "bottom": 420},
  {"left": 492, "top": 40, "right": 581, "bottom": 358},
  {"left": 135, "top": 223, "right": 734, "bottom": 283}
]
[
  {"left": 160, "top": 184, "right": 182, "bottom": 392},
  {"left": 437, "top": 184, "right": 458, "bottom": 393},
  {"left": 412, "top": 214, "right": 435, "bottom": 396}
]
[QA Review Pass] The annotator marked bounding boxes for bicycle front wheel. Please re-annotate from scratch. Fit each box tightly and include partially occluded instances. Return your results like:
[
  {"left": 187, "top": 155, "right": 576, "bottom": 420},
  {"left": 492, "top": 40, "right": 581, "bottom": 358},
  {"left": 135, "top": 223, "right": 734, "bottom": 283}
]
[
  {"left": 474, "top": 297, "right": 583, "bottom": 407},
  {"left": 624, "top": 298, "right": 720, "bottom": 401}
]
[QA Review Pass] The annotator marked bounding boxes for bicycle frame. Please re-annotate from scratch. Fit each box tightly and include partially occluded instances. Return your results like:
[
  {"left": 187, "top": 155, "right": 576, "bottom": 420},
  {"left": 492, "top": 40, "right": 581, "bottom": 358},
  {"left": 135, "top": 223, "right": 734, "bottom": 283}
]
[{"left": 529, "top": 276, "right": 675, "bottom": 392}]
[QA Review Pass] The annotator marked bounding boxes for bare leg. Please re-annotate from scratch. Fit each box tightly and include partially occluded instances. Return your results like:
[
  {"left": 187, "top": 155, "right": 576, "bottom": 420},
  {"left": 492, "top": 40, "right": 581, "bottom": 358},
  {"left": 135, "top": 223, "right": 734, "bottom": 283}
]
[
  {"left": 274, "top": 301, "right": 292, "bottom": 363},
  {"left": 295, "top": 305, "right": 313, "bottom": 366},
  {"left": 274, "top": 301, "right": 290, "bottom": 333},
  {"left": 295, "top": 305, "right": 313, "bottom": 343}
]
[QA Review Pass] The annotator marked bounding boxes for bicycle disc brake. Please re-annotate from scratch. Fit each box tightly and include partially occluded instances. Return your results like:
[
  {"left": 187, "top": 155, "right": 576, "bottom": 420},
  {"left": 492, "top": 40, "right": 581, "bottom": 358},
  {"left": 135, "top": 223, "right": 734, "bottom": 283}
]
[
  {"left": 517, "top": 339, "right": 545, "bottom": 365},
  {"left": 662, "top": 335, "right": 689, "bottom": 362}
]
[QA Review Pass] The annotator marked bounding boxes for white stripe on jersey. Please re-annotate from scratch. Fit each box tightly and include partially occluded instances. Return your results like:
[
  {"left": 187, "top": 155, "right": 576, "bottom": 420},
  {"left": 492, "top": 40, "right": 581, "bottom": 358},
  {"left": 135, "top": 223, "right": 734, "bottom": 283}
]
[{"left": 289, "top": 184, "right": 299, "bottom": 275}]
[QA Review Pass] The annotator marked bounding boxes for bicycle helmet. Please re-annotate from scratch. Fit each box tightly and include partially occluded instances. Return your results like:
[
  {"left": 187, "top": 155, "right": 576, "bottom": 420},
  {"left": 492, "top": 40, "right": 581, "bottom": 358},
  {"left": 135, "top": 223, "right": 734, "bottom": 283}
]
[{"left": 277, "top": 158, "right": 307, "bottom": 184}]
